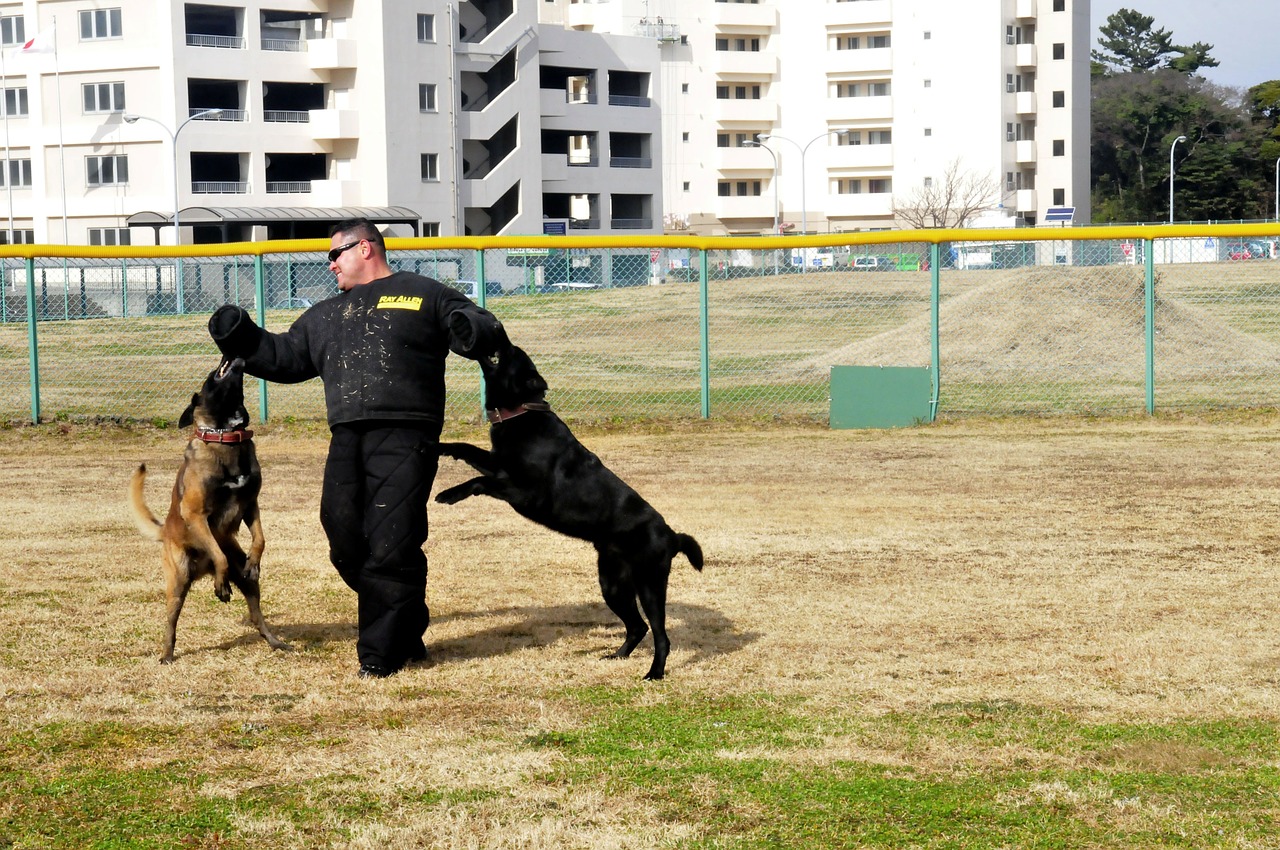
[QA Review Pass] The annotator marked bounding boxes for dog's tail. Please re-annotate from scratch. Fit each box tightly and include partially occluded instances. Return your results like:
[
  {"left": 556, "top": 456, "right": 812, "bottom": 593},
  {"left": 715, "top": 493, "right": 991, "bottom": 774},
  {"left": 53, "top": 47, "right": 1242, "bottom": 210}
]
[
  {"left": 675, "top": 532, "right": 704, "bottom": 571},
  {"left": 128, "top": 463, "right": 163, "bottom": 542}
]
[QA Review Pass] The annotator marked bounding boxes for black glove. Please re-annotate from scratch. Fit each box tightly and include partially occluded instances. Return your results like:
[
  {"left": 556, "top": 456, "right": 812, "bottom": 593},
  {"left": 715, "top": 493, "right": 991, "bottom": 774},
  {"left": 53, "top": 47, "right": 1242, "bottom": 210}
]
[
  {"left": 448, "top": 309, "right": 505, "bottom": 357},
  {"left": 208, "top": 305, "right": 260, "bottom": 358}
]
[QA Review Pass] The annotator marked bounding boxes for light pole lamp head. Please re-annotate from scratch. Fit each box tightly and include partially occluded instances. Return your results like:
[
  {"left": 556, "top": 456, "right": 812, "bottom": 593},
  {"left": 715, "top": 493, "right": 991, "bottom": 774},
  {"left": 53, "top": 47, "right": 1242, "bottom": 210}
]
[
  {"left": 741, "top": 140, "right": 759, "bottom": 148},
  {"left": 756, "top": 133, "right": 771, "bottom": 142},
  {"left": 1175, "top": 134, "right": 1187, "bottom": 145},
  {"left": 123, "top": 113, "right": 140, "bottom": 124}
]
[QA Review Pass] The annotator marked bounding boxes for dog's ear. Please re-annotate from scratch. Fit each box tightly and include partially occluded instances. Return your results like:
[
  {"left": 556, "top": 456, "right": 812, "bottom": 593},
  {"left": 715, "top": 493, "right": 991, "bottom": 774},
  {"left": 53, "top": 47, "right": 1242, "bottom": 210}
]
[{"left": 178, "top": 394, "right": 198, "bottom": 429}]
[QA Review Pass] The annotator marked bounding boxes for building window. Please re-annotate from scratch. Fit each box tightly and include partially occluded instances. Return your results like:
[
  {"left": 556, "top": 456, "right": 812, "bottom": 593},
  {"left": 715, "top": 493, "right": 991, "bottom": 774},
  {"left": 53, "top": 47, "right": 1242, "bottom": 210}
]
[
  {"left": 868, "top": 179, "right": 892, "bottom": 194},
  {"left": 869, "top": 35, "right": 890, "bottom": 48},
  {"left": 717, "top": 182, "right": 730, "bottom": 197},
  {"left": 2, "top": 87, "right": 28, "bottom": 117},
  {"left": 923, "top": 177, "right": 933, "bottom": 188},
  {"left": 86, "top": 155, "right": 127, "bottom": 186},
  {"left": 868, "top": 130, "right": 891, "bottom": 145},
  {"left": 1006, "top": 74, "right": 1015, "bottom": 93},
  {"left": 716, "top": 85, "right": 729, "bottom": 99},
  {"left": 717, "top": 133, "right": 730, "bottom": 148},
  {"left": 416, "top": 14, "right": 435, "bottom": 43},
  {"left": 0, "top": 159, "right": 31, "bottom": 187},
  {"left": 0, "top": 229, "right": 33, "bottom": 244},
  {"left": 1053, "top": 139, "right": 1065, "bottom": 156},
  {"left": 924, "top": 127, "right": 932, "bottom": 137},
  {"left": 79, "top": 8, "right": 122, "bottom": 40},
  {"left": 682, "top": 132, "right": 690, "bottom": 142},
  {"left": 681, "top": 83, "right": 688, "bottom": 93},
  {"left": 715, "top": 37, "right": 728, "bottom": 51},
  {"left": 88, "top": 227, "right": 131, "bottom": 246},
  {"left": 423, "top": 222, "right": 440, "bottom": 237},
  {"left": 717, "top": 181, "right": 761, "bottom": 197},
  {"left": 682, "top": 181, "right": 690, "bottom": 191},
  {"left": 923, "top": 31, "right": 931, "bottom": 40},
  {"left": 869, "top": 82, "right": 889, "bottom": 97},
  {"left": 1053, "top": 188, "right": 1066, "bottom": 205},
  {"left": 418, "top": 83, "right": 437, "bottom": 112},
  {"left": 923, "top": 79, "right": 931, "bottom": 88},
  {"left": 1052, "top": 90, "right": 1065, "bottom": 107},
  {"left": 82, "top": 82, "right": 125, "bottom": 114},
  {"left": 1053, "top": 0, "right": 1065, "bottom": 10},
  {"left": 0, "top": 15, "right": 25, "bottom": 46},
  {"left": 420, "top": 153, "right": 438, "bottom": 181},
  {"left": 839, "top": 179, "right": 862, "bottom": 195},
  {"left": 1052, "top": 42, "right": 1065, "bottom": 60}
]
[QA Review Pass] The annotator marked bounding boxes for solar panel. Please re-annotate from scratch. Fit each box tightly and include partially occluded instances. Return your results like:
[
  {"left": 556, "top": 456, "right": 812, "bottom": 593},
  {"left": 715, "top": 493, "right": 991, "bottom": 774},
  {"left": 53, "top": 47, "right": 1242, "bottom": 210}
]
[{"left": 1044, "top": 206, "right": 1075, "bottom": 223}]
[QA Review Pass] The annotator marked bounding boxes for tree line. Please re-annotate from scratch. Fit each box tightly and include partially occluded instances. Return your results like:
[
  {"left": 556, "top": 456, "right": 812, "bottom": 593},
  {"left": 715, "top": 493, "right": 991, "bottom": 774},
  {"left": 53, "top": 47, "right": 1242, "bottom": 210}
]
[{"left": 1091, "top": 7, "right": 1280, "bottom": 223}]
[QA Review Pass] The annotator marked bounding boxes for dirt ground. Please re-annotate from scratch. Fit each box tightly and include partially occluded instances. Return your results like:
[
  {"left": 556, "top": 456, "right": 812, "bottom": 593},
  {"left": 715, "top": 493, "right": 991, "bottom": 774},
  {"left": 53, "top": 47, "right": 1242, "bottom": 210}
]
[{"left": 3, "top": 414, "right": 1280, "bottom": 845}]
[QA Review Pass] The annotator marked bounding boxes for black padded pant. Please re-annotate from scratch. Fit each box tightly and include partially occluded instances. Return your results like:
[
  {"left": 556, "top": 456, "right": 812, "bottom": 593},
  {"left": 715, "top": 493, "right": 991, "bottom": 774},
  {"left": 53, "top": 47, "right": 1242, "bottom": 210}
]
[{"left": 320, "top": 422, "right": 439, "bottom": 670}]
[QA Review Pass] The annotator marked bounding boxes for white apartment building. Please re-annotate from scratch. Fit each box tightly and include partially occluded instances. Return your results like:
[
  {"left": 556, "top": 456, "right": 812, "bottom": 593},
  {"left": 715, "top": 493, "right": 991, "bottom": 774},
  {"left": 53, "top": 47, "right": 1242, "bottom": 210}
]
[
  {"left": 0, "top": 0, "right": 662, "bottom": 245},
  {"left": 545, "top": 0, "right": 1092, "bottom": 235}
]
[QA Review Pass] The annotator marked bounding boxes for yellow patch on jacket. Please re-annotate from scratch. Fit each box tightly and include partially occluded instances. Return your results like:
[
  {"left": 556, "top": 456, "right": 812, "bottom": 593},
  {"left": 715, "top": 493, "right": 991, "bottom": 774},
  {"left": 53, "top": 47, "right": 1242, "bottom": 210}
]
[{"left": 376, "top": 295, "right": 423, "bottom": 311}]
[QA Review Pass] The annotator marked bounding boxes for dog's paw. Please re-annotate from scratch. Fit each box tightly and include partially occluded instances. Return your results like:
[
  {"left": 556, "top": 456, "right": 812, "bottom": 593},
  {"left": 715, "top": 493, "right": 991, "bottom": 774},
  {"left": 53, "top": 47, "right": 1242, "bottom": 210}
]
[{"left": 435, "top": 486, "right": 468, "bottom": 505}]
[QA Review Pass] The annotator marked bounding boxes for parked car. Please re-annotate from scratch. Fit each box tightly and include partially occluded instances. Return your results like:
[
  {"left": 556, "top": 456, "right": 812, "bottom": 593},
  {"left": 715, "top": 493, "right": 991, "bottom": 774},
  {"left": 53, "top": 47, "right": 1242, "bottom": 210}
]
[
  {"left": 850, "top": 256, "right": 891, "bottom": 272},
  {"left": 1226, "top": 241, "right": 1270, "bottom": 260}
]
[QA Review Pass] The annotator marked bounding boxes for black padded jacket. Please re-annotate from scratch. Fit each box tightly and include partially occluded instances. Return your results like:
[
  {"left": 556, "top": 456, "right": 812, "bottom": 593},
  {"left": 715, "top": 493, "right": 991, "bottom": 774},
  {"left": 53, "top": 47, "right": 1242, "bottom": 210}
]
[{"left": 208, "top": 271, "right": 504, "bottom": 431}]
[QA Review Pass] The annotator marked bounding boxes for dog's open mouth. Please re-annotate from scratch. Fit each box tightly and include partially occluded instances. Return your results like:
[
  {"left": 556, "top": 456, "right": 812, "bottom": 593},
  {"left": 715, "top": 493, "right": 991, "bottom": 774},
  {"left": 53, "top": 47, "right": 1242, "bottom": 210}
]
[{"left": 216, "top": 358, "right": 246, "bottom": 380}]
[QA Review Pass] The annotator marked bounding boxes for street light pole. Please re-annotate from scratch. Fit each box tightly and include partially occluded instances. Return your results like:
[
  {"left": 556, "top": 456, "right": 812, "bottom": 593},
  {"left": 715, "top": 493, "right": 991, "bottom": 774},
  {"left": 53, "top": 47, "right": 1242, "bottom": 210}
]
[
  {"left": 758, "top": 129, "right": 848, "bottom": 271},
  {"left": 1168, "top": 134, "right": 1186, "bottom": 224},
  {"left": 742, "top": 139, "right": 780, "bottom": 273},
  {"left": 124, "top": 108, "right": 223, "bottom": 313}
]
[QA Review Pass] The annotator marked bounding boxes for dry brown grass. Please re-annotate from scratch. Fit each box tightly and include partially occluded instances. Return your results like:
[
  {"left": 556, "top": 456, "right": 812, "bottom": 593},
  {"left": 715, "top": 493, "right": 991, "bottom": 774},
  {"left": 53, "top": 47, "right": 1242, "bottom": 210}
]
[{"left": 3, "top": 414, "right": 1280, "bottom": 845}]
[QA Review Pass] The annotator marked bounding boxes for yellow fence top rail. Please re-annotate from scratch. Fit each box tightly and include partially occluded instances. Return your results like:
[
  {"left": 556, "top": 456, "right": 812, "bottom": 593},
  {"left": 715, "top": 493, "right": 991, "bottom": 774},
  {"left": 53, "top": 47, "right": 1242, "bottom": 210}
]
[{"left": 1, "top": 222, "right": 1276, "bottom": 261}]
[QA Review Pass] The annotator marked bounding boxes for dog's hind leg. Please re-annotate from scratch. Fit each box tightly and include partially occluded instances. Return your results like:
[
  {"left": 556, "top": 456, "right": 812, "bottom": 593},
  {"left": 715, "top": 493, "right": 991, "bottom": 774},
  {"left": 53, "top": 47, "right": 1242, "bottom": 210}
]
[
  {"left": 160, "top": 548, "right": 191, "bottom": 664},
  {"left": 229, "top": 570, "right": 292, "bottom": 653},
  {"left": 597, "top": 549, "right": 650, "bottom": 664},
  {"left": 636, "top": 568, "right": 672, "bottom": 681}
]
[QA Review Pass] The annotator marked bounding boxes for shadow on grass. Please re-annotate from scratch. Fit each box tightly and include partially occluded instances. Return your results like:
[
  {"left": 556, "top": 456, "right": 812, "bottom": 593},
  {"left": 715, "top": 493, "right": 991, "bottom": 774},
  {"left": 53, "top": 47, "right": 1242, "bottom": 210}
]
[{"left": 187, "top": 601, "right": 752, "bottom": 674}]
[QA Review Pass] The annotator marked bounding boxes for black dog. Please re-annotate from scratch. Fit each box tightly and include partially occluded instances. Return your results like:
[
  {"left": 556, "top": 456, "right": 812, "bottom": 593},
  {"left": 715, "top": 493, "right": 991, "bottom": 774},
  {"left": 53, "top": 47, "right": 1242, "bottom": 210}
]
[{"left": 435, "top": 338, "right": 703, "bottom": 680}]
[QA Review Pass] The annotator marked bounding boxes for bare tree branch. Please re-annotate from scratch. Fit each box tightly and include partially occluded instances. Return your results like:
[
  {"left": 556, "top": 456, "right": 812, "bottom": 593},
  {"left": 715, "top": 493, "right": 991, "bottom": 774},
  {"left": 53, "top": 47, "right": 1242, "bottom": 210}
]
[{"left": 893, "top": 160, "right": 1002, "bottom": 229}]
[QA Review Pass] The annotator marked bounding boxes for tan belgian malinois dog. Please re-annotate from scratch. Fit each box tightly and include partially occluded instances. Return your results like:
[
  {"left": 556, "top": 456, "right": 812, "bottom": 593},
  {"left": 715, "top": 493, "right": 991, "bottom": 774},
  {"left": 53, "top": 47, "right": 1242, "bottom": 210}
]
[{"left": 129, "top": 357, "right": 290, "bottom": 663}]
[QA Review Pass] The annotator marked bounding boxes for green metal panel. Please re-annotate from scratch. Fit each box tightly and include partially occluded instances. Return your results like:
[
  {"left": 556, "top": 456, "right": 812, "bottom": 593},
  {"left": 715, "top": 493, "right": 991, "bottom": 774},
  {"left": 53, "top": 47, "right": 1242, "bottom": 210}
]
[{"left": 830, "top": 365, "right": 934, "bottom": 430}]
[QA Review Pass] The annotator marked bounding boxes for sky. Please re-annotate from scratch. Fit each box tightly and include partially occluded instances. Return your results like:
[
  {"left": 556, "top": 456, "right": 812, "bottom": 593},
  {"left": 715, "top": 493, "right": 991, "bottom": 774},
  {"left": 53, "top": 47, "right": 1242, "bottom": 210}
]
[{"left": 1090, "top": 0, "right": 1278, "bottom": 89}]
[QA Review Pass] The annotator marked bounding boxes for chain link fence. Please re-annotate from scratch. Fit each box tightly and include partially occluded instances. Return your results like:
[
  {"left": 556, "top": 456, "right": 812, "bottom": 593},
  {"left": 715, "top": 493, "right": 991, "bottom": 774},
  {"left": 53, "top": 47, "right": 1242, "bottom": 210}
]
[{"left": 1, "top": 230, "right": 1278, "bottom": 426}]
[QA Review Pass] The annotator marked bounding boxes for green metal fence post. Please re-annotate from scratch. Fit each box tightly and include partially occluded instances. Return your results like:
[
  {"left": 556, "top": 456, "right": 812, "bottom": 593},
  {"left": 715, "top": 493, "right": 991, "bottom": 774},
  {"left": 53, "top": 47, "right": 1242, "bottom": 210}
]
[
  {"left": 699, "top": 248, "right": 710, "bottom": 419},
  {"left": 24, "top": 257, "right": 39, "bottom": 423},
  {"left": 1144, "top": 237, "right": 1156, "bottom": 415},
  {"left": 929, "top": 242, "right": 941, "bottom": 422},
  {"left": 254, "top": 254, "right": 269, "bottom": 422}
]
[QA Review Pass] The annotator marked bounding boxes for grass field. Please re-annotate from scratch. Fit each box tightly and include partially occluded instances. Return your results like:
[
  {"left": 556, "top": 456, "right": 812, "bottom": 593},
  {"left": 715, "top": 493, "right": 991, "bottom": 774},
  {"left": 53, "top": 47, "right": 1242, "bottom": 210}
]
[{"left": 3, "top": 413, "right": 1280, "bottom": 847}]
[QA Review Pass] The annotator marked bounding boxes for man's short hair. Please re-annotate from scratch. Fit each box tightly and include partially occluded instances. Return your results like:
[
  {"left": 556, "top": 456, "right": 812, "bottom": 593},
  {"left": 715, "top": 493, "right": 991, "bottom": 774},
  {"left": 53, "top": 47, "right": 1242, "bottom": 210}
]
[{"left": 330, "top": 218, "right": 386, "bottom": 254}]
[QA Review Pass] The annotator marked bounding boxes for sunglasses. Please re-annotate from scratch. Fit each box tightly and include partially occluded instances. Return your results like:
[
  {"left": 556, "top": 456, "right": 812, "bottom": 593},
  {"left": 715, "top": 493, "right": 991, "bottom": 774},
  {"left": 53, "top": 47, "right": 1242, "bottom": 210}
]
[{"left": 328, "top": 240, "right": 362, "bottom": 263}]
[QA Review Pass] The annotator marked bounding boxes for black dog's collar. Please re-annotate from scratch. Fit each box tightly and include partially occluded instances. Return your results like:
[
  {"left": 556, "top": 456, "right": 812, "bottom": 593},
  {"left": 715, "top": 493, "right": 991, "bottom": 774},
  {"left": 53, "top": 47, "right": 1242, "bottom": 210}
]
[
  {"left": 487, "top": 402, "right": 551, "bottom": 424},
  {"left": 194, "top": 427, "right": 254, "bottom": 444}
]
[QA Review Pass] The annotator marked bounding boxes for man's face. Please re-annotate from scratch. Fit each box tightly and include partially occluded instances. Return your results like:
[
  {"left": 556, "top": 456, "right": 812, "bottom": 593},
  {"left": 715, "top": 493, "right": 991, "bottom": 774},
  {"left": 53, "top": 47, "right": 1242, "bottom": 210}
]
[{"left": 328, "top": 233, "right": 367, "bottom": 291}]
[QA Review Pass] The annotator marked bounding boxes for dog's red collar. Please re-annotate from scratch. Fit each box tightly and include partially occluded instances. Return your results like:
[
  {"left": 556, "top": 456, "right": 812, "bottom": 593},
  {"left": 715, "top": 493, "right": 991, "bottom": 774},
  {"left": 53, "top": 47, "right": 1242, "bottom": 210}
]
[
  {"left": 194, "top": 427, "right": 254, "bottom": 444},
  {"left": 486, "top": 402, "right": 551, "bottom": 424}
]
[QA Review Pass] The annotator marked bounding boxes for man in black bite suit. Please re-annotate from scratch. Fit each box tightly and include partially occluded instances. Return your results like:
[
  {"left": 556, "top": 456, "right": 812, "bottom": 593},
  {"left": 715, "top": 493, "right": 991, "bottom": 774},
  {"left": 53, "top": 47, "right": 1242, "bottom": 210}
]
[{"left": 208, "top": 217, "right": 504, "bottom": 678}]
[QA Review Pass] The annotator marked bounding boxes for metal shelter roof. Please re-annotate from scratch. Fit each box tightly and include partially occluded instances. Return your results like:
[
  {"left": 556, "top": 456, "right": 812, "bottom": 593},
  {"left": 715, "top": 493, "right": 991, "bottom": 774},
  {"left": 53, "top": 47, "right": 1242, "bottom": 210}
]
[{"left": 126, "top": 205, "right": 421, "bottom": 236}]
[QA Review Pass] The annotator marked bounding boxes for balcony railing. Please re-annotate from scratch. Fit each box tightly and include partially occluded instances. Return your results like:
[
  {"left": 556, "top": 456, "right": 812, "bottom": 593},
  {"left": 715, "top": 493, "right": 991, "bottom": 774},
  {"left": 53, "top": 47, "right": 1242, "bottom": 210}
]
[
  {"left": 186, "top": 33, "right": 246, "bottom": 49},
  {"left": 611, "top": 218, "right": 653, "bottom": 230},
  {"left": 261, "top": 38, "right": 306, "bottom": 52},
  {"left": 568, "top": 218, "right": 601, "bottom": 229},
  {"left": 568, "top": 92, "right": 598, "bottom": 105},
  {"left": 263, "top": 110, "right": 311, "bottom": 123},
  {"left": 609, "top": 156, "right": 652, "bottom": 169},
  {"left": 192, "top": 181, "right": 249, "bottom": 194},
  {"left": 607, "top": 94, "right": 652, "bottom": 108},
  {"left": 266, "top": 181, "right": 312, "bottom": 194},
  {"left": 190, "top": 108, "right": 247, "bottom": 121}
]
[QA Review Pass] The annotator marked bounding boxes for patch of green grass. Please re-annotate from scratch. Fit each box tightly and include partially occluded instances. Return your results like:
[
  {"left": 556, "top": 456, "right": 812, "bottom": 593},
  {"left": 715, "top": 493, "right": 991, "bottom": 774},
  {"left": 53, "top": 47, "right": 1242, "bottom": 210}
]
[{"left": 529, "top": 693, "right": 1280, "bottom": 849}]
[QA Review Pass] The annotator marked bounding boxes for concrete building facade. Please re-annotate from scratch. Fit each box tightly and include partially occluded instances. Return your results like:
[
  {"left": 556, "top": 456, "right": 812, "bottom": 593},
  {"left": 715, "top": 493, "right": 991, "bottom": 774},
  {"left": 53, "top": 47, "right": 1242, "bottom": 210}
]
[
  {"left": 0, "top": 0, "right": 663, "bottom": 244},
  {"left": 549, "top": 0, "right": 1092, "bottom": 235}
]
